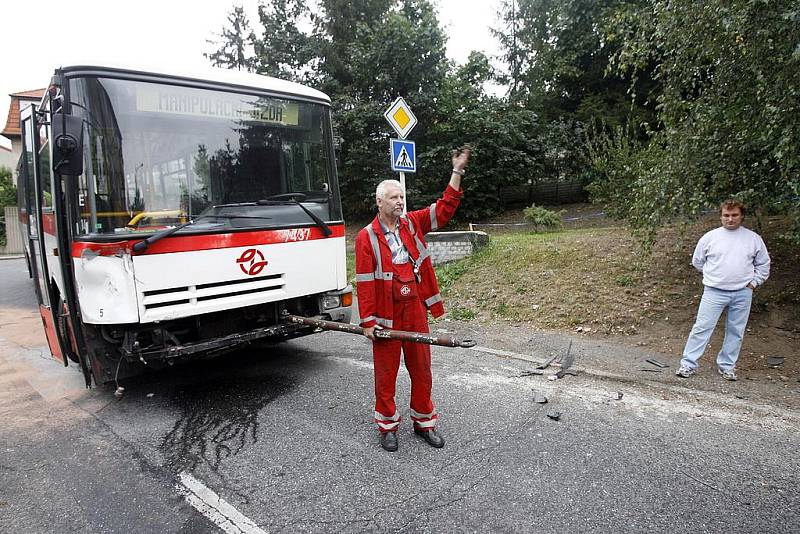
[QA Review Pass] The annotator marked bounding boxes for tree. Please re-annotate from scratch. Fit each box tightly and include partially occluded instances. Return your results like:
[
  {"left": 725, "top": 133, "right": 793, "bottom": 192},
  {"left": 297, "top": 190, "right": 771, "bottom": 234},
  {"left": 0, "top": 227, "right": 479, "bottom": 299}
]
[
  {"left": 251, "top": 0, "right": 318, "bottom": 82},
  {"left": 1, "top": 166, "right": 19, "bottom": 246},
  {"left": 596, "top": 0, "right": 800, "bottom": 245},
  {"left": 493, "top": 0, "right": 657, "bottom": 128},
  {"left": 206, "top": 6, "right": 257, "bottom": 72}
]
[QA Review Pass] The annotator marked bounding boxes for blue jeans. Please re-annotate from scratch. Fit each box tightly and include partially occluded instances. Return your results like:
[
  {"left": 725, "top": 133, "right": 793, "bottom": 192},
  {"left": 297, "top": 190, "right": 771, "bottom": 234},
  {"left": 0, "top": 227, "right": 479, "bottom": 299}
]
[{"left": 681, "top": 286, "right": 753, "bottom": 371}]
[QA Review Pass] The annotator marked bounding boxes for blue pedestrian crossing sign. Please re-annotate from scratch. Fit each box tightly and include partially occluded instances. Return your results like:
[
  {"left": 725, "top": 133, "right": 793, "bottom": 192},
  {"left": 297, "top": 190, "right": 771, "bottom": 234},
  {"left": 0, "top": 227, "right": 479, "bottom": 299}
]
[{"left": 390, "top": 139, "right": 416, "bottom": 173}]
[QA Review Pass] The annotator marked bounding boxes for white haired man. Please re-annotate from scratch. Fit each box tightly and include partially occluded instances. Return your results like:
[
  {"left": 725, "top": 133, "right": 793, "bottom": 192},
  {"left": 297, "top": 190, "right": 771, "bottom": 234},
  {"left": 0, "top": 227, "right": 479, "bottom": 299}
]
[{"left": 355, "top": 147, "right": 470, "bottom": 452}]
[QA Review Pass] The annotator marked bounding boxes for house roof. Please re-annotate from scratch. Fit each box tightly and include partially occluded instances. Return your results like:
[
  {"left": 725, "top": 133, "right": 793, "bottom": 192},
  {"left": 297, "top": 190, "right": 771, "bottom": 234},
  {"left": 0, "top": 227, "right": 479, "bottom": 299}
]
[{"left": 2, "top": 88, "right": 46, "bottom": 138}]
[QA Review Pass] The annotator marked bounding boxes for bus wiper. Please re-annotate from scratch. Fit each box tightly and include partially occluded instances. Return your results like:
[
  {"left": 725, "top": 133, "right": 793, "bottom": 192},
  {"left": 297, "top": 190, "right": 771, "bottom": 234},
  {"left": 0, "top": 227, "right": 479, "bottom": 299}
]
[
  {"left": 132, "top": 220, "right": 194, "bottom": 253},
  {"left": 130, "top": 213, "right": 273, "bottom": 253},
  {"left": 258, "top": 196, "right": 332, "bottom": 237}
]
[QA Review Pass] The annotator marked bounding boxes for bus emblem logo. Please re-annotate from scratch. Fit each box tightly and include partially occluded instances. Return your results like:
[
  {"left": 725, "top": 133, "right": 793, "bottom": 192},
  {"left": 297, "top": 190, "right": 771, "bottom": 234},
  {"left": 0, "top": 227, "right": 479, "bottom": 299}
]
[{"left": 237, "top": 248, "right": 268, "bottom": 276}]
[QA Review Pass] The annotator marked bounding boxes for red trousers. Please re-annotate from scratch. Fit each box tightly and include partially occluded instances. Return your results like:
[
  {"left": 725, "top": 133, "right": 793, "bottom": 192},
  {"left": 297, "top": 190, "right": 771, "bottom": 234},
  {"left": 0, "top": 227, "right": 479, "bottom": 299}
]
[{"left": 372, "top": 267, "right": 437, "bottom": 433}]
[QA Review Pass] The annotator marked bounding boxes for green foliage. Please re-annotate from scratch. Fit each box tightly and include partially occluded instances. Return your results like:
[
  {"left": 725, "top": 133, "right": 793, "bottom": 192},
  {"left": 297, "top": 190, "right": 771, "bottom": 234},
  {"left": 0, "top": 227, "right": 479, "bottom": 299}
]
[
  {"left": 493, "top": 0, "right": 657, "bottom": 127},
  {"left": 448, "top": 305, "right": 476, "bottom": 321},
  {"left": 603, "top": 0, "right": 800, "bottom": 244},
  {"left": 615, "top": 274, "right": 634, "bottom": 287},
  {"left": 0, "top": 166, "right": 17, "bottom": 246},
  {"left": 208, "top": 0, "right": 598, "bottom": 222},
  {"left": 205, "top": 6, "right": 258, "bottom": 71},
  {"left": 522, "top": 203, "right": 565, "bottom": 229}
]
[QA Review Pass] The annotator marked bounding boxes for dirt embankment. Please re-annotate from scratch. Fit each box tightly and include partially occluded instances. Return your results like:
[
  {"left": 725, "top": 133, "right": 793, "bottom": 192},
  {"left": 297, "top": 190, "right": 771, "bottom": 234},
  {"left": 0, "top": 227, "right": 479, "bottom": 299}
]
[{"left": 431, "top": 206, "right": 799, "bottom": 382}]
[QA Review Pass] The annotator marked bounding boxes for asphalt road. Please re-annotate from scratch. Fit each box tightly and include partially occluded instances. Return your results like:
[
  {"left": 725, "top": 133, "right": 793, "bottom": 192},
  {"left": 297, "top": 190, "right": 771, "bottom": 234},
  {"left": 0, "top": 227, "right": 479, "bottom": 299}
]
[{"left": 1, "top": 258, "right": 798, "bottom": 533}]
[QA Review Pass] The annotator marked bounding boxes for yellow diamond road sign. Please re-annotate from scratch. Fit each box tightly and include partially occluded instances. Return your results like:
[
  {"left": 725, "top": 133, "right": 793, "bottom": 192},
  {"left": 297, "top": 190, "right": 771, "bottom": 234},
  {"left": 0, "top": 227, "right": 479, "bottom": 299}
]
[{"left": 384, "top": 97, "right": 417, "bottom": 139}]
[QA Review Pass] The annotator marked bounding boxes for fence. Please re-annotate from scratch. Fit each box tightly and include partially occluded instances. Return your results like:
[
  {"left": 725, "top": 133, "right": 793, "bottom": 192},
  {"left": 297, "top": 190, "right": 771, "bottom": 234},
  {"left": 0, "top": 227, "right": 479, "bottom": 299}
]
[
  {"left": 1, "top": 206, "right": 24, "bottom": 254},
  {"left": 499, "top": 180, "right": 587, "bottom": 207}
]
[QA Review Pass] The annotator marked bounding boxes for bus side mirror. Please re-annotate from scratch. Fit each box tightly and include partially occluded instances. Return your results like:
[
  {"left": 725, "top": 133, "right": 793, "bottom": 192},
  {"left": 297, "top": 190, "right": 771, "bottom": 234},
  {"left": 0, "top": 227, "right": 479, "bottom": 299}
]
[{"left": 52, "top": 113, "right": 84, "bottom": 176}]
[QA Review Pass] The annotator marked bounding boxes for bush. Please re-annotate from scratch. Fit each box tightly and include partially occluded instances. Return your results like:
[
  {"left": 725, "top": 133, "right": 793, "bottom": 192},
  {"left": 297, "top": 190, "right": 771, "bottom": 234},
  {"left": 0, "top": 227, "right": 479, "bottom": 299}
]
[
  {"left": 0, "top": 166, "right": 17, "bottom": 247},
  {"left": 522, "top": 203, "right": 564, "bottom": 230}
]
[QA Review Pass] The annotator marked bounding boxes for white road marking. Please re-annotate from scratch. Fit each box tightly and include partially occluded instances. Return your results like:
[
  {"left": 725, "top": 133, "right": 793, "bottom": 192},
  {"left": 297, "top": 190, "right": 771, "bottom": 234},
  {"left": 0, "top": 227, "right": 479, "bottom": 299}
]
[{"left": 178, "top": 471, "right": 267, "bottom": 534}]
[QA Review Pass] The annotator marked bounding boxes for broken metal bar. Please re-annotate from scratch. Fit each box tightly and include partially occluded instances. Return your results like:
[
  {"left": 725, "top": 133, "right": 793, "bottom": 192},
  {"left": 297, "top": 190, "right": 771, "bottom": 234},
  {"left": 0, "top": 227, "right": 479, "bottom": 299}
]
[
  {"left": 645, "top": 358, "right": 669, "bottom": 368},
  {"left": 284, "top": 315, "right": 477, "bottom": 348}
]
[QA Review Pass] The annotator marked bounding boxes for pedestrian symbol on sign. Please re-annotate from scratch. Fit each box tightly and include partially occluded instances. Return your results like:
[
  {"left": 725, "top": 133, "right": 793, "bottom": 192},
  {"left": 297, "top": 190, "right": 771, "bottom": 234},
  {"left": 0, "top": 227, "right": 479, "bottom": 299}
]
[
  {"left": 395, "top": 147, "right": 412, "bottom": 168},
  {"left": 390, "top": 139, "right": 416, "bottom": 173}
]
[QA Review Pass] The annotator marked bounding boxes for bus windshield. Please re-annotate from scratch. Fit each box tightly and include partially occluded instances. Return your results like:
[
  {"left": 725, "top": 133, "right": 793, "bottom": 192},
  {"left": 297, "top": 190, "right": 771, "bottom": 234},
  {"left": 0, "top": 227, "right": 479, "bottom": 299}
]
[{"left": 68, "top": 77, "right": 339, "bottom": 236}]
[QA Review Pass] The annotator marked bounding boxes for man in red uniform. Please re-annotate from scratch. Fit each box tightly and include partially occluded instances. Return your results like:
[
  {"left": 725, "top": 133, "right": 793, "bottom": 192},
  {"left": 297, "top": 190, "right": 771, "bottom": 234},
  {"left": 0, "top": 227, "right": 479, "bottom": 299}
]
[{"left": 356, "top": 146, "right": 470, "bottom": 452}]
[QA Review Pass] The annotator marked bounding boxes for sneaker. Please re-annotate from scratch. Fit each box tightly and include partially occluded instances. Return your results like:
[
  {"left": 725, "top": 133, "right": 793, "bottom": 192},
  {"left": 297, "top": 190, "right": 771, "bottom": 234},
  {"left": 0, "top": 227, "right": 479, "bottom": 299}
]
[
  {"left": 675, "top": 365, "right": 696, "bottom": 378},
  {"left": 718, "top": 368, "right": 737, "bottom": 381}
]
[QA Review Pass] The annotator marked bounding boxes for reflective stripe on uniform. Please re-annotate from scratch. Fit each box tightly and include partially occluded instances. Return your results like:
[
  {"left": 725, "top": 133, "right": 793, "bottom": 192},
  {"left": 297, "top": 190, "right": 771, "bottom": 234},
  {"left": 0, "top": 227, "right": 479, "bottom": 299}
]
[
  {"left": 365, "top": 224, "right": 393, "bottom": 280},
  {"left": 415, "top": 239, "right": 430, "bottom": 262},
  {"left": 424, "top": 293, "right": 442, "bottom": 307},
  {"left": 375, "top": 411, "right": 401, "bottom": 430},
  {"left": 377, "top": 420, "right": 401, "bottom": 430},
  {"left": 376, "top": 317, "right": 394, "bottom": 328},
  {"left": 429, "top": 203, "right": 438, "bottom": 230},
  {"left": 414, "top": 419, "right": 437, "bottom": 429},
  {"left": 410, "top": 409, "right": 437, "bottom": 419},
  {"left": 356, "top": 273, "right": 375, "bottom": 282}
]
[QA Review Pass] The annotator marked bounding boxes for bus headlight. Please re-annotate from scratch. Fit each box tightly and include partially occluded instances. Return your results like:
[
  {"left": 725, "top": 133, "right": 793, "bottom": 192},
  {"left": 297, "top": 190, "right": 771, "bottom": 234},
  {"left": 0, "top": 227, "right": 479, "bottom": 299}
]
[{"left": 320, "top": 294, "right": 341, "bottom": 310}]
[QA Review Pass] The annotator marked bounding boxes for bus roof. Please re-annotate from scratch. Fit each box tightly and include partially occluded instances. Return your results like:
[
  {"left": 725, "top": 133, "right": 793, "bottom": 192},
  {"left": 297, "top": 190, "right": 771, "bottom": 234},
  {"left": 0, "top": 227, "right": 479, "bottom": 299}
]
[{"left": 54, "top": 60, "right": 331, "bottom": 105}]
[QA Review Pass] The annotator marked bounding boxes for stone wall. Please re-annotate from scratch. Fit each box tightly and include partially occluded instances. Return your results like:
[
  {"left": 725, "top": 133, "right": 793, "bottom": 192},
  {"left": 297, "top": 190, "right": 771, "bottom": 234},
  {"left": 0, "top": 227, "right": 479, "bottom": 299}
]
[{"left": 425, "top": 231, "right": 489, "bottom": 265}]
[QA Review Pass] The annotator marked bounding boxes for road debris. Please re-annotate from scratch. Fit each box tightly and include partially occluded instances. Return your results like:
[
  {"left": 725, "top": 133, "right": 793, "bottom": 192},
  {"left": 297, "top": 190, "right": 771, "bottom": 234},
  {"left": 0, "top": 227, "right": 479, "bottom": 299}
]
[
  {"left": 518, "top": 369, "right": 545, "bottom": 377},
  {"left": 767, "top": 356, "right": 784, "bottom": 367},
  {"left": 553, "top": 341, "right": 576, "bottom": 379},
  {"left": 645, "top": 358, "right": 669, "bottom": 369},
  {"left": 114, "top": 386, "right": 125, "bottom": 399},
  {"left": 546, "top": 411, "right": 561, "bottom": 421},
  {"left": 536, "top": 354, "right": 558, "bottom": 370},
  {"left": 532, "top": 391, "right": 548, "bottom": 404}
]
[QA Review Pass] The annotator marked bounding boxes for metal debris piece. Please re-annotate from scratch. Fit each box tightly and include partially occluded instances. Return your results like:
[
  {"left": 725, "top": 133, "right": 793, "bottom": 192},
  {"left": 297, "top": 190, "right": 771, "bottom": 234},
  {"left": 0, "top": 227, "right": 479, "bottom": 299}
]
[
  {"left": 614, "top": 392, "right": 624, "bottom": 400},
  {"left": 533, "top": 391, "right": 548, "bottom": 404},
  {"left": 536, "top": 354, "right": 558, "bottom": 370},
  {"left": 114, "top": 386, "right": 125, "bottom": 399},
  {"left": 519, "top": 369, "right": 545, "bottom": 377},
  {"left": 645, "top": 358, "right": 669, "bottom": 368},
  {"left": 639, "top": 368, "right": 663, "bottom": 372},
  {"left": 555, "top": 341, "right": 575, "bottom": 378},
  {"left": 767, "top": 356, "right": 784, "bottom": 367},
  {"left": 546, "top": 411, "right": 561, "bottom": 421}
]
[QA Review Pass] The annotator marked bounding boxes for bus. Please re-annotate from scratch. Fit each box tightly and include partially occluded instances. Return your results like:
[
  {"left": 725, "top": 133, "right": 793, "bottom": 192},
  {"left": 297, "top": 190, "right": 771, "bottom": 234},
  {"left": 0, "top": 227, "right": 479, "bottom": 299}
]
[{"left": 16, "top": 62, "right": 352, "bottom": 387}]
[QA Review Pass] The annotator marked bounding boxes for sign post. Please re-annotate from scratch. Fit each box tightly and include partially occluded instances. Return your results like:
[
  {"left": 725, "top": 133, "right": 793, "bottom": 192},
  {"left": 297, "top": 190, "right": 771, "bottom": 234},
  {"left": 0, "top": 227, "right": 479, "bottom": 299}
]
[{"left": 384, "top": 97, "right": 418, "bottom": 213}]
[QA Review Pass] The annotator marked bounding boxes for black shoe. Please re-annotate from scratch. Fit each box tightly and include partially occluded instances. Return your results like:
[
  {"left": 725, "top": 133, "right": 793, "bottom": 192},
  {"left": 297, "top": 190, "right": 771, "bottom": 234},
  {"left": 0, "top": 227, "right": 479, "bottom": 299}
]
[
  {"left": 380, "top": 432, "right": 398, "bottom": 452},
  {"left": 414, "top": 428, "right": 445, "bottom": 448}
]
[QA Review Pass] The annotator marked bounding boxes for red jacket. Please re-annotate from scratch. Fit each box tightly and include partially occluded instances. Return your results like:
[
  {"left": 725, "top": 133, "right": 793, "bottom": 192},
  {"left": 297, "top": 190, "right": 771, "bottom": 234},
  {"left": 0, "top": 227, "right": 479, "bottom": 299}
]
[{"left": 356, "top": 185, "right": 463, "bottom": 328}]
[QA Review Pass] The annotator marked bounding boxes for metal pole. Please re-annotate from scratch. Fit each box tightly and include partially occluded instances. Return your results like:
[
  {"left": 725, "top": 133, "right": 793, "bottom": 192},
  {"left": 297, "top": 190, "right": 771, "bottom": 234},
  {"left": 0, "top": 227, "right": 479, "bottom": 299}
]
[{"left": 399, "top": 171, "right": 407, "bottom": 213}]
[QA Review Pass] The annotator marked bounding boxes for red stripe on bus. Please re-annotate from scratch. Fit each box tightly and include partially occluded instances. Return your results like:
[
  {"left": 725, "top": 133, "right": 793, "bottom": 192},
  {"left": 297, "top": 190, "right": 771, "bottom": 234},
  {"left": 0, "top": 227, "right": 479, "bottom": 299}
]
[{"left": 71, "top": 224, "right": 346, "bottom": 257}]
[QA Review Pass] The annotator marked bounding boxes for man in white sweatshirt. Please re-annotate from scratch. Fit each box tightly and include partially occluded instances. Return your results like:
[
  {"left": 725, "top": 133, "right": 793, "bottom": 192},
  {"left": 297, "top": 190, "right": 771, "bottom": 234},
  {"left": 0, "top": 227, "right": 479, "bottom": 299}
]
[{"left": 676, "top": 199, "right": 771, "bottom": 381}]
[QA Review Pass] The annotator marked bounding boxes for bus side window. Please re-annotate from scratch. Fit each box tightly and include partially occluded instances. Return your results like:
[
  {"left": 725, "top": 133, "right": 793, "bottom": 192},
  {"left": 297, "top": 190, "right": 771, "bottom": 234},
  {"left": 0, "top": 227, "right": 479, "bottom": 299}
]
[{"left": 38, "top": 123, "right": 53, "bottom": 209}]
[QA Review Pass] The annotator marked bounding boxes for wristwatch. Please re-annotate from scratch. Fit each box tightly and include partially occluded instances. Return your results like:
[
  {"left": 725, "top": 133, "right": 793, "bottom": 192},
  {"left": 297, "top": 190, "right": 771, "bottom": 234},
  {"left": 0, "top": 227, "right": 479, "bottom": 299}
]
[{"left": 452, "top": 168, "right": 465, "bottom": 176}]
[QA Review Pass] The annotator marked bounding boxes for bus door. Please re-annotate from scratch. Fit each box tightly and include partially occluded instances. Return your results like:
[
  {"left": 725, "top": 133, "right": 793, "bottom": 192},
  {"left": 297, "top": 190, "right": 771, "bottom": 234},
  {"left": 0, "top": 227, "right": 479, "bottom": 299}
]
[{"left": 21, "top": 109, "right": 66, "bottom": 365}]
